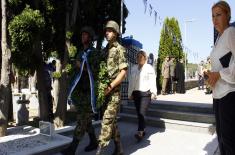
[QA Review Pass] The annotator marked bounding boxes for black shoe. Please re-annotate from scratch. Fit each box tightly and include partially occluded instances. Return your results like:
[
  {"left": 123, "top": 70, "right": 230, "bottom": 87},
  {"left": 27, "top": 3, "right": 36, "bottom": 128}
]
[
  {"left": 61, "top": 138, "right": 78, "bottom": 155},
  {"left": 61, "top": 145, "right": 77, "bottom": 155},
  {"left": 112, "top": 150, "right": 124, "bottom": 155},
  {"left": 112, "top": 141, "right": 124, "bottom": 155},
  {"left": 85, "top": 132, "right": 98, "bottom": 152},
  {"left": 84, "top": 141, "right": 98, "bottom": 152},
  {"left": 134, "top": 131, "right": 145, "bottom": 142}
]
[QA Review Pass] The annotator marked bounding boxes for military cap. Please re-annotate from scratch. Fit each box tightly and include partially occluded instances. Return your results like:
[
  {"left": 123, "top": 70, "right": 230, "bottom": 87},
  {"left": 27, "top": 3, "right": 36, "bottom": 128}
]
[
  {"left": 81, "top": 26, "right": 95, "bottom": 40},
  {"left": 105, "top": 20, "right": 120, "bottom": 34}
]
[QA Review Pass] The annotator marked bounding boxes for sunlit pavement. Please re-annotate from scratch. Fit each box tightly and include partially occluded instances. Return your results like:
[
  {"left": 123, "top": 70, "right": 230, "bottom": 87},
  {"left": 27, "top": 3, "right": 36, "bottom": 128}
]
[
  {"left": 155, "top": 87, "right": 212, "bottom": 104},
  {"left": 15, "top": 87, "right": 218, "bottom": 155},
  {"left": 55, "top": 87, "right": 218, "bottom": 155},
  {"left": 54, "top": 121, "right": 217, "bottom": 155}
]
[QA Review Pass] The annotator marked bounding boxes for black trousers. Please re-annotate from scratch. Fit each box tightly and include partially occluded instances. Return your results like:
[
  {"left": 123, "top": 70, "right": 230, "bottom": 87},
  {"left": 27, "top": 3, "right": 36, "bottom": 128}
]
[
  {"left": 132, "top": 90, "right": 151, "bottom": 131},
  {"left": 170, "top": 76, "right": 175, "bottom": 93},
  {"left": 198, "top": 75, "right": 204, "bottom": 90},
  {"left": 213, "top": 91, "right": 235, "bottom": 155}
]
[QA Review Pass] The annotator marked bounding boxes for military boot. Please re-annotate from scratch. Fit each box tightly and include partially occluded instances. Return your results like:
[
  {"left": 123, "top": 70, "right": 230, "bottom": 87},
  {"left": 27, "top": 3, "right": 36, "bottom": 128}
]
[
  {"left": 61, "top": 138, "right": 79, "bottom": 155},
  {"left": 112, "top": 141, "right": 124, "bottom": 155},
  {"left": 84, "top": 133, "right": 98, "bottom": 152}
]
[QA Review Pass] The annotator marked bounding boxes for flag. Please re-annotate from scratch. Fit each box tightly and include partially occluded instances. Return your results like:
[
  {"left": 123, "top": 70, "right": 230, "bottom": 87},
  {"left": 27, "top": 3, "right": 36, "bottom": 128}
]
[
  {"left": 149, "top": 4, "right": 153, "bottom": 16},
  {"left": 154, "top": 11, "right": 158, "bottom": 24},
  {"left": 143, "top": 0, "right": 148, "bottom": 13}
]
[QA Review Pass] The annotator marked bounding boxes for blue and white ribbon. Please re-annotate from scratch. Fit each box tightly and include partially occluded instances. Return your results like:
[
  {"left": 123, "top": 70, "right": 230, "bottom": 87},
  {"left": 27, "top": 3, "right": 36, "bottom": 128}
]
[{"left": 67, "top": 49, "right": 97, "bottom": 113}]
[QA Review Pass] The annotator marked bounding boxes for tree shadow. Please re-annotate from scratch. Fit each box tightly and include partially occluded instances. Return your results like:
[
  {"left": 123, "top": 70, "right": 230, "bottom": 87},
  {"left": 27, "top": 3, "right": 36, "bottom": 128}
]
[{"left": 74, "top": 121, "right": 166, "bottom": 155}]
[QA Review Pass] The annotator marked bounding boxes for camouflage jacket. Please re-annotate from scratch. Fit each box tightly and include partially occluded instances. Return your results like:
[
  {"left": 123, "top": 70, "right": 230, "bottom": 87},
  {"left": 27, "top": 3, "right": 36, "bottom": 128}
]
[{"left": 105, "top": 41, "right": 128, "bottom": 80}]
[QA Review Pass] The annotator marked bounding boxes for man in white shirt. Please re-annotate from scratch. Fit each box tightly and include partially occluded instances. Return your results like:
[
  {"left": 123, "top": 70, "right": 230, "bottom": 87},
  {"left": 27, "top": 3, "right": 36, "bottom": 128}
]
[{"left": 197, "top": 61, "right": 205, "bottom": 90}]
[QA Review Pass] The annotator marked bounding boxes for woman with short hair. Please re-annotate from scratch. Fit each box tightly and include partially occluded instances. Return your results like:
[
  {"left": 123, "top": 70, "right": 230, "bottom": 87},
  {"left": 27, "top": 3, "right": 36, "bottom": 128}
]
[{"left": 128, "top": 50, "right": 157, "bottom": 141}]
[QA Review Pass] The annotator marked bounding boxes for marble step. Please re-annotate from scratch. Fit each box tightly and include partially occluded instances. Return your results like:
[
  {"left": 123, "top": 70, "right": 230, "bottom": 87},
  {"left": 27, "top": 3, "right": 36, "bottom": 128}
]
[
  {"left": 122, "top": 106, "right": 215, "bottom": 124},
  {"left": 125, "top": 100, "right": 214, "bottom": 114},
  {"left": 119, "top": 113, "right": 215, "bottom": 135}
]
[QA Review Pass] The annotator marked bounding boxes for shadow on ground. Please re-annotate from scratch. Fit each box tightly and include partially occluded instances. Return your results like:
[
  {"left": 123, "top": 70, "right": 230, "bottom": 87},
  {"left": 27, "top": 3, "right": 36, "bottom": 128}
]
[{"left": 75, "top": 121, "right": 165, "bottom": 155}]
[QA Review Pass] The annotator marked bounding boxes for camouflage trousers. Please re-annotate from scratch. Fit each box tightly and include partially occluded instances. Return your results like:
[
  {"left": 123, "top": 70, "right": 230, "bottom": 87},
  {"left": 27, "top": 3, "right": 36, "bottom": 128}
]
[
  {"left": 73, "top": 103, "right": 96, "bottom": 142},
  {"left": 98, "top": 92, "right": 121, "bottom": 147}
]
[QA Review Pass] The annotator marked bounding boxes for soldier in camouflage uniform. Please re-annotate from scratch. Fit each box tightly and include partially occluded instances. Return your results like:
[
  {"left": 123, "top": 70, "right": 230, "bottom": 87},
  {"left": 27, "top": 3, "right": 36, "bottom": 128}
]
[
  {"left": 96, "top": 21, "right": 128, "bottom": 155},
  {"left": 62, "top": 26, "right": 99, "bottom": 155}
]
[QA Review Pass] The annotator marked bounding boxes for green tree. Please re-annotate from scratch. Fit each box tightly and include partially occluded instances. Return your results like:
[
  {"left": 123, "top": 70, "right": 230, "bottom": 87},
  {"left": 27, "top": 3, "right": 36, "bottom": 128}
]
[
  {"left": 6, "top": 0, "right": 128, "bottom": 127},
  {"left": 8, "top": 0, "right": 60, "bottom": 122},
  {"left": 53, "top": 0, "right": 128, "bottom": 127},
  {"left": 8, "top": 5, "right": 50, "bottom": 121},
  {"left": 68, "top": 0, "right": 128, "bottom": 50},
  {"left": 156, "top": 17, "right": 184, "bottom": 93},
  {"left": 0, "top": 0, "right": 12, "bottom": 137}
]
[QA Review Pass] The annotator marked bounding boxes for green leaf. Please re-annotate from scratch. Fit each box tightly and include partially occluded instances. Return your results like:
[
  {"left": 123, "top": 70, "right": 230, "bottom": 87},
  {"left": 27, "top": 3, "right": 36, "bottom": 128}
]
[
  {"left": 95, "top": 61, "right": 110, "bottom": 108},
  {"left": 8, "top": 6, "right": 45, "bottom": 71},
  {"left": 53, "top": 72, "right": 61, "bottom": 79}
]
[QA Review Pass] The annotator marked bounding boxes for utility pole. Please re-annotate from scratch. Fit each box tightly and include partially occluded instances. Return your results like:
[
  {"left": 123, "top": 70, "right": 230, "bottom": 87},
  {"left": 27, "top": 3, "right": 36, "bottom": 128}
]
[{"left": 184, "top": 19, "right": 196, "bottom": 79}]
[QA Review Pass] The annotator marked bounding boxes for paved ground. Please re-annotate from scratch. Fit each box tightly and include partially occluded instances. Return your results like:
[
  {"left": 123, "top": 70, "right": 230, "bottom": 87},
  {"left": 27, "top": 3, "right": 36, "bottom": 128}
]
[
  {"left": 155, "top": 87, "right": 212, "bottom": 104},
  {"left": 55, "top": 88, "right": 217, "bottom": 155},
  {"left": 12, "top": 87, "right": 219, "bottom": 155},
  {"left": 55, "top": 121, "right": 217, "bottom": 155}
]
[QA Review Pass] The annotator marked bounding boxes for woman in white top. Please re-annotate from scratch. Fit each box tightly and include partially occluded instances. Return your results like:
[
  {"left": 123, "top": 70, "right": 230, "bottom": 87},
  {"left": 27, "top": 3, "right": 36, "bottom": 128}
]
[
  {"left": 128, "top": 50, "right": 157, "bottom": 141},
  {"left": 205, "top": 1, "right": 235, "bottom": 154}
]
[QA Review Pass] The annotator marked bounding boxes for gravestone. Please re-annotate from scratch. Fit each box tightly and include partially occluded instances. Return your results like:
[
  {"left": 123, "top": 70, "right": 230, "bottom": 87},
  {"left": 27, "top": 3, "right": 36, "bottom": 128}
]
[
  {"left": 0, "top": 126, "right": 72, "bottom": 155},
  {"left": 16, "top": 94, "right": 29, "bottom": 125},
  {"left": 39, "top": 121, "right": 54, "bottom": 137}
]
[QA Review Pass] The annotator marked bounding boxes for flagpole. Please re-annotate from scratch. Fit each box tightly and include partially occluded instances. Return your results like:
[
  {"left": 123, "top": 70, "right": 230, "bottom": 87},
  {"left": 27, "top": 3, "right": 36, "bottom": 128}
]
[{"left": 120, "top": 0, "right": 123, "bottom": 38}]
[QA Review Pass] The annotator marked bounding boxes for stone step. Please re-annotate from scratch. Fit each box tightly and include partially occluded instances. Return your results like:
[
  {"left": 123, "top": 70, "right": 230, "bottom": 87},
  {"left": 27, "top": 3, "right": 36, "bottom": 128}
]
[
  {"left": 56, "top": 117, "right": 120, "bottom": 136},
  {"left": 122, "top": 106, "right": 215, "bottom": 124},
  {"left": 126, "top": 100, "right": 214, "bottom": 114},
  {"left": 119, "top": 113, "right": 215, "bottom": 135}
]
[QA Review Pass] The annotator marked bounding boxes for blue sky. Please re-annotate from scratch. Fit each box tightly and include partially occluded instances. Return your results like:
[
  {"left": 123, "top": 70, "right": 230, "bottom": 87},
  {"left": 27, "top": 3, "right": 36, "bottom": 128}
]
[{"left": 123, "top": 0, "right": 235, "bottom": 63}]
